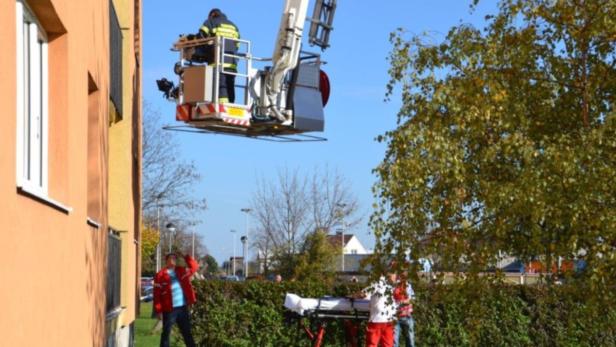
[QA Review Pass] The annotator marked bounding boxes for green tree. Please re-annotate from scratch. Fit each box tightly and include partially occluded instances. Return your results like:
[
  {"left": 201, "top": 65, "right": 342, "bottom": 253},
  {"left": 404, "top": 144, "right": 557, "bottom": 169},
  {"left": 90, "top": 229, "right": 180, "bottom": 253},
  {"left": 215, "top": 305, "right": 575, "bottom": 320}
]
[
  {"left": 294, "top": 230, "right": 338, "bottom": 283},
  {"left": 201, "top": 254, "right": 220, "bottom": 275},
  {"left": 373, "top": 0, "right": 616, "bottom": 287}
]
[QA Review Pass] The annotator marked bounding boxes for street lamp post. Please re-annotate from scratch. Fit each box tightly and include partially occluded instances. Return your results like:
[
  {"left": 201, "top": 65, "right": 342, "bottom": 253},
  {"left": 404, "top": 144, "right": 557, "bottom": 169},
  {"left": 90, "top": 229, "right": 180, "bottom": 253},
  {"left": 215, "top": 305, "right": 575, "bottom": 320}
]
[
  {"left": 166, "top": 223, "right": 176, "bottom": 253},
  {"left": 192, "top": 231, "right": 195, "bottom": 258},
  {"left": 230, "top": 229, "right": 237, "bottom": 277},
  {"left": 156, "top": 201, "right": 161, "bottom": 272},
  {"left": 241, "top": 236, "right": 247, "bottom": 278},
  {"left": 240, "top": 208, "right": 252, "bottom": 277},
  {"left": 336, "top": 203, "right": 347, "bottom": 273}
]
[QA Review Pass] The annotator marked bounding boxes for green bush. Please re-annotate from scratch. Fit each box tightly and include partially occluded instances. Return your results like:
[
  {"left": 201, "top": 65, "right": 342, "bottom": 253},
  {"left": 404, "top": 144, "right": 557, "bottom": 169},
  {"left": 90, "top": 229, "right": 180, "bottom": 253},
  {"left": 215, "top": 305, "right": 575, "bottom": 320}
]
[{"left": 189, "top": 280, "right": 616, "bottom": 347}]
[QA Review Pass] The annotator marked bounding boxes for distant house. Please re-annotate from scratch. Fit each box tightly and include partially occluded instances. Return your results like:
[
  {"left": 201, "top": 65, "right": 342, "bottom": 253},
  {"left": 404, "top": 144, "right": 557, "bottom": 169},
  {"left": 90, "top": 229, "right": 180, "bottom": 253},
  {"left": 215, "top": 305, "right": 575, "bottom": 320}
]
[
  {"left": 341, "top": 254, "right": 372, "bottom": 272},
  {"left": 326, "top": 233, "right": 371, "bottom": 279},
  {"left": 222, "top": 256, "right": 245, "bottom": 277},
  {"left": 326, "top": 232, "right": 369, "bottom": 255}
]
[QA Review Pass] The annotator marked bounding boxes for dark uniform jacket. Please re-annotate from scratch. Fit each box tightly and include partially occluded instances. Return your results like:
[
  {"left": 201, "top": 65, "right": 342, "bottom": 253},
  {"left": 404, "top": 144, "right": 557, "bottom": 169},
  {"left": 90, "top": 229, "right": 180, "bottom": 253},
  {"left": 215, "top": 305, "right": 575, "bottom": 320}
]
[{"left": 198, "top": 12, "right": 240, "bottom": 70}]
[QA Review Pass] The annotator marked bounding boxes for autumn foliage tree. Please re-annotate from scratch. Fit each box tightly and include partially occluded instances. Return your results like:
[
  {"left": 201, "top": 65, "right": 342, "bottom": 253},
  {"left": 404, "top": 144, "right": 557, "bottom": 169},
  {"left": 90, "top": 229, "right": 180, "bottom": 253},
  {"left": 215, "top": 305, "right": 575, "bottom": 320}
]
[
  {"left": 372, "top": 0, "right": 616, "bottom": 287},
  {"left": 141, "top": 224, "right": 160, "bottom": 275}
]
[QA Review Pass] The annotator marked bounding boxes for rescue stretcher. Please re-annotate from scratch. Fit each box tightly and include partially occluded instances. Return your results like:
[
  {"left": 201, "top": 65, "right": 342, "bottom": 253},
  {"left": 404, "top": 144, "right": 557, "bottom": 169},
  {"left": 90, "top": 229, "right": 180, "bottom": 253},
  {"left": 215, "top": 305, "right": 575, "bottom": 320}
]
[{"left": 284, "top": 294, "right": 369, "bottom": 347}]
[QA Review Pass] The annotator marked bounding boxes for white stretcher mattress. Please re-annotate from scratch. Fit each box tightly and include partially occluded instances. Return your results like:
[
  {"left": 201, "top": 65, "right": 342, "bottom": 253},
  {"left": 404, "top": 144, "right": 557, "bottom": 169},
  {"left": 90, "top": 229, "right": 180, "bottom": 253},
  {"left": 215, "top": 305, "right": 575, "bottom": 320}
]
[{"left": 284, "top": 293, "right": 370, "bottom": 315}]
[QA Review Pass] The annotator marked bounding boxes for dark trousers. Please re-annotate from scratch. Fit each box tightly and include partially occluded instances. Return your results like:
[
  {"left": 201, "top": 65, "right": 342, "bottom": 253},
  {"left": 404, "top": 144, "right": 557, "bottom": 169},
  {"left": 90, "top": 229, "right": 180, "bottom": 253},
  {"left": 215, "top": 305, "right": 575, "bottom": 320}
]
[
  {"left": 160, "top": 305, "right": 196, "bottom": 347},
  {"left": 218, "top": 69, "right": 236, "bottom": 103}
]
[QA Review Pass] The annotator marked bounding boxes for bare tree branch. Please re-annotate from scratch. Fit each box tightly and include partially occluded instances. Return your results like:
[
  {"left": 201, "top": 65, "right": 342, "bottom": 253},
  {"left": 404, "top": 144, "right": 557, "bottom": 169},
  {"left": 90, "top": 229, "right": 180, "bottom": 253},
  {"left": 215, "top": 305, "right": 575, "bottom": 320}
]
[
  {"left": 142, "top": 102, "right": 207, "bottom": 226},
  {"left": 250, "top": 166, "right": 361, "bottom": 274},
  {"left": 309, "top": 165, "right": 362, "bottom": 232}
]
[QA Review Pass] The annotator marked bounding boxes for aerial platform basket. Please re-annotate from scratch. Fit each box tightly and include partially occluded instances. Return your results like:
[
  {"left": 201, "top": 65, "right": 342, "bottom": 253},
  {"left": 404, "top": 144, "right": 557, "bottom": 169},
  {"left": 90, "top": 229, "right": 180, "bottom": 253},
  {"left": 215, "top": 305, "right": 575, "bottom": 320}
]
[{"left": 164, "top": 35, "right": 328, "bottom": 142}]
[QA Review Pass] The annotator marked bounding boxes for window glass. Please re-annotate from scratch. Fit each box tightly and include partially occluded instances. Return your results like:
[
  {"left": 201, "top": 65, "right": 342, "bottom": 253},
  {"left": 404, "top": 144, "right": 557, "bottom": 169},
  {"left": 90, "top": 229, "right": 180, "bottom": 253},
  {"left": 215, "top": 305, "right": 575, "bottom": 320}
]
[{"left": 16, "top": 1, "right": 48, "bottom": 194}]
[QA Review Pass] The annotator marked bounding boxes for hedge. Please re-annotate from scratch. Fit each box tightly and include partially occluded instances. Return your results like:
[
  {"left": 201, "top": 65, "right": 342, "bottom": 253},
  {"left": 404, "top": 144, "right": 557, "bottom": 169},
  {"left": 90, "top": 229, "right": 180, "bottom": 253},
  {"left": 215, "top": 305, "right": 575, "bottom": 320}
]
[{"left": 188, "top": 280, "right": 616, "bottom": 347}]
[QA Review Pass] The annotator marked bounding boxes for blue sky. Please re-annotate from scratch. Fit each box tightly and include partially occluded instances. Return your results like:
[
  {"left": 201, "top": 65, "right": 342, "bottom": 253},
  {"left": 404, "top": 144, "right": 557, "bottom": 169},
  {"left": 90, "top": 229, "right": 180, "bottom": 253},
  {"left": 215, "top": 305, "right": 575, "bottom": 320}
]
[{"left": 143, "top": 0, "right": 497, "bottom": 263}]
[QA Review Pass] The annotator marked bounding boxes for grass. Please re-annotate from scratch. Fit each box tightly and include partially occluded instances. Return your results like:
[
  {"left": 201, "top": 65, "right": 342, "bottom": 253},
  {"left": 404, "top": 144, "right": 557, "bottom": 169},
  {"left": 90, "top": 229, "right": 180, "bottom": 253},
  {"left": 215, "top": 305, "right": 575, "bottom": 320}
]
[
  {"left": 135, "top": 302, "right": 185, "bottom": 347},
  {"left": 135, "top": 302, "right": 161, "bottom": 347}
]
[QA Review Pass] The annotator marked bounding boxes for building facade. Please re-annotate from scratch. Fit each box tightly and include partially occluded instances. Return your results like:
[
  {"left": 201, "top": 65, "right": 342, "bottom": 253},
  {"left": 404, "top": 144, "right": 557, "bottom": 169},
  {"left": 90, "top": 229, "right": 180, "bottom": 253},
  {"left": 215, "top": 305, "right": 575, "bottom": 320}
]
[
  {"left": 326, "top": 233, "right": 369, "bottom": 255},
  {"left": 0, "top": 0, "right": 142, "bottom": 345},
  {"left": 108, "top": 0, "right": 142, "bottom": 345},
  {"left": 223, "top": 256, "right": 246, "bottom": 277}
]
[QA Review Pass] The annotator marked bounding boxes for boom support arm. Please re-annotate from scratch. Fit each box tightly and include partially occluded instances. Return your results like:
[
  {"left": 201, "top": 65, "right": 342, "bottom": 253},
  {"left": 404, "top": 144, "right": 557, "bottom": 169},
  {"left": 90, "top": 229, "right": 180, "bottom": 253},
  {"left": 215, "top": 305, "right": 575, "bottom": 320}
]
[{"left": 263, "top": 0, "right": 310, "bottom": 122}]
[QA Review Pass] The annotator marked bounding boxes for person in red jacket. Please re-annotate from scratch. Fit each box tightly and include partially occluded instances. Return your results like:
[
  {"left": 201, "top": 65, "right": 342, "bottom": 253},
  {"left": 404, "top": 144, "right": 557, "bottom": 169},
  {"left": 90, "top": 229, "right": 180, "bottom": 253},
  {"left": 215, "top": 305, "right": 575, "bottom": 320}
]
[
  {"left": 393, "top": 276, "right": 415, "bottom": 347},
  {"left": 154, "top": 252, "right": 199, "bottom": 347}
]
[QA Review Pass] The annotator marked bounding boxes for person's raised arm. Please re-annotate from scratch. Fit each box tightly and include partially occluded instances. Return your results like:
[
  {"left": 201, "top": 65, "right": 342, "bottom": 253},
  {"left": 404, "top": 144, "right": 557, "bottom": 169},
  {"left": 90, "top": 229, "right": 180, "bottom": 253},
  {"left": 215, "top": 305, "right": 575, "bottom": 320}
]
[{"left": 182, "top": 252, "right": 199, "bottom": 276}]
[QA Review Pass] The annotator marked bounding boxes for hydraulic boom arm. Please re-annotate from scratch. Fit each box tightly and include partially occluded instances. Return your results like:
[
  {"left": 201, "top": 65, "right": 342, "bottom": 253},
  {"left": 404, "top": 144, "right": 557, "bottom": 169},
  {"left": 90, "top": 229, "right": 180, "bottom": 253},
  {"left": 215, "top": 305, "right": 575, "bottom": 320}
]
[{"left": 263, "top": 0, "right": 311, "bottom": 122}]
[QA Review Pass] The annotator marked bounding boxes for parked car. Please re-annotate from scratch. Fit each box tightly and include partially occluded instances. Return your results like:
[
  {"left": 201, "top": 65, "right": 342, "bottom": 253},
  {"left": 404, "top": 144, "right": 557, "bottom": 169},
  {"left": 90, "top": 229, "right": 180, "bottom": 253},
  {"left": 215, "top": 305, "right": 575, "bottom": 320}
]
[
  {"left": 141, "top": 276, "right": 153, "bottom": 288},
  {"left": 140, "top": 285, "right": 153, "bottom": 302}
]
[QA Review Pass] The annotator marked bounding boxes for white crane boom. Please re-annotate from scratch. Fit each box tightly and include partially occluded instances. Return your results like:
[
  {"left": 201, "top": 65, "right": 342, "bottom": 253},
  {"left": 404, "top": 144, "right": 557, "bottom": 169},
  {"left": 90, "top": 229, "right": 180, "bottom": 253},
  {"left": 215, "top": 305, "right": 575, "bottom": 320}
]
[{"left": 264, "top": 0, "right": 311, "bottom": 122}]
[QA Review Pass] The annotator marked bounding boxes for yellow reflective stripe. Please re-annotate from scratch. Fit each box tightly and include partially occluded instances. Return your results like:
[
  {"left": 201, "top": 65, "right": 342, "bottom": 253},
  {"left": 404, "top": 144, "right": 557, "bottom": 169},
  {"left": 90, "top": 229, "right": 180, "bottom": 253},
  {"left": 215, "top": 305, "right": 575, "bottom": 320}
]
[
  {"left": 219, "top": 24, "right": 239, "bottom": 36},
  {"left": 214, "top": 31, "right": 239, "bottom": 38},
  {"left": 212, "top": 27, "right": 239, "bottom": 38},
  {"left": 211, "top": 63, "right": 238, "bottom": 69},
  {"left": 220, "top": 24, "right": 237, "bottom": 30},
  {"left": 218, "top": 97, "right": 229, "bottom": 104},
  {"left": 200, "top": 26, "right": 210, "bottom": 34},
  {"left": 213, "top": 27, "right": 235, "bottom": 34},
  {"left": 217, "top": 33, "right": 239, "bottom": 39}
]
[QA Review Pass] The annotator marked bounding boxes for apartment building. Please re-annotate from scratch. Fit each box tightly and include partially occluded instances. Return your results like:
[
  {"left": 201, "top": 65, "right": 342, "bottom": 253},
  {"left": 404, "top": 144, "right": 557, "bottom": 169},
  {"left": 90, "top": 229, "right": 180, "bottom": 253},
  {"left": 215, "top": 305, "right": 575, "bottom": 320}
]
[{"left": 0, "top": 0, "right": 142, "bottom": 345}]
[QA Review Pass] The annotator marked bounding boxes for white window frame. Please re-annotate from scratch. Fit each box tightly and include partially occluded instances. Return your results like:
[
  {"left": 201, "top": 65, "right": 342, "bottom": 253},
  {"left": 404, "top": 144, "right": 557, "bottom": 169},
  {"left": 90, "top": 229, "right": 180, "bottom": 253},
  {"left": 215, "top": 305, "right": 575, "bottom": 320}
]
[{"left": 16, "top": 1, "right": 71, "bottom": 213}]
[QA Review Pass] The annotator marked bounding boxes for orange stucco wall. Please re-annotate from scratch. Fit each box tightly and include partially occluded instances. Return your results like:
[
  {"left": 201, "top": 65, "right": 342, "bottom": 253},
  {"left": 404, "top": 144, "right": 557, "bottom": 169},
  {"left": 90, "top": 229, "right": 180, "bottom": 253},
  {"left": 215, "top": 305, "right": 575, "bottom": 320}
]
[{"left": 0, "top": 0, "right": 141, "bottom": 345}]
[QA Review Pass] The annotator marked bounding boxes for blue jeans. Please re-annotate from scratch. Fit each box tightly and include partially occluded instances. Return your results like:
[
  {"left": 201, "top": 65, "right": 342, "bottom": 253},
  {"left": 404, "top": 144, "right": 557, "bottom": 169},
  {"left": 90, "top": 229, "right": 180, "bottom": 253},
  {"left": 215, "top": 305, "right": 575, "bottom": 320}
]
[
  {"left": 160, "top": 305, "right": 196, "bottom": 347},
  {"left": 394, "top": 316, "right": 415, "bottom": 347}
]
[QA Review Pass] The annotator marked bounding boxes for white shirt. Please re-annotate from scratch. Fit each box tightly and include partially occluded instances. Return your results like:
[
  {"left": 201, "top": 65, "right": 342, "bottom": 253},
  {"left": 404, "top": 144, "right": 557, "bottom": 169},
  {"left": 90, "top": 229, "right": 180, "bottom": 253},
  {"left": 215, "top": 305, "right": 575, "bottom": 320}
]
[{"left": 364, "top": 277, "right": 398, "bottom": 323}]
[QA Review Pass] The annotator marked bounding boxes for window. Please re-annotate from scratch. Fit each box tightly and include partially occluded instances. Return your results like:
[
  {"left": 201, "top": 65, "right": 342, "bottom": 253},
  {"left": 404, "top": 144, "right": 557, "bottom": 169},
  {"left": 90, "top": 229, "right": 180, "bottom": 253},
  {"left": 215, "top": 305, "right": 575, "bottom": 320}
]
[
  {"left": 109, "top": 1, "right": 123, "bottom": 119},
  {"left": 87, "top": 73, "right": 102, "bottom": 221},
  {"left": 106, "top": 229, "right": 122, "bottom": 312},
  {"left": 16, "top": 1, "right": 49, "bottom": 195},
  {"left": 105, "top": 229, "right": 122, "bottom": 346}
]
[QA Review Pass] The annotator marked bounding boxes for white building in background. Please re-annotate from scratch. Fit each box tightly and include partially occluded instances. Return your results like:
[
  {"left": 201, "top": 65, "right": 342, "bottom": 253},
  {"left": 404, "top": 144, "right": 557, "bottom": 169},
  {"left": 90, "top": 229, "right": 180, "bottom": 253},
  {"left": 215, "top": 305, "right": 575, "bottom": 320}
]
[{"left": 326, "top": 232, "right": 369, "bottom": 255}]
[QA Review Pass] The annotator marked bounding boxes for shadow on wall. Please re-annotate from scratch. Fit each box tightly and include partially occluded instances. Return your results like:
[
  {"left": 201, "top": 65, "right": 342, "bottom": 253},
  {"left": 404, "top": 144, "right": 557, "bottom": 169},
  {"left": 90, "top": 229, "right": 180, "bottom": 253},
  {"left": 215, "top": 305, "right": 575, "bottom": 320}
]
[{"left": 86, "top": 223, "right": 107, "bottom": 346}]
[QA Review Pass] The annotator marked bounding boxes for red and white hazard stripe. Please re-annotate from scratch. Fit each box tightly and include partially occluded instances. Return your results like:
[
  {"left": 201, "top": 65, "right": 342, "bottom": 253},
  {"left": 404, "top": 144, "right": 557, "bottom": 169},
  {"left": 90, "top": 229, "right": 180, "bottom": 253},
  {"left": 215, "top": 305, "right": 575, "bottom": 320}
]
[
  {"left": 176, "top": 104, "right": 191, "bottom": 121},
  {"left": 223, "top": 117, "right": 250, "bottom": 127}
]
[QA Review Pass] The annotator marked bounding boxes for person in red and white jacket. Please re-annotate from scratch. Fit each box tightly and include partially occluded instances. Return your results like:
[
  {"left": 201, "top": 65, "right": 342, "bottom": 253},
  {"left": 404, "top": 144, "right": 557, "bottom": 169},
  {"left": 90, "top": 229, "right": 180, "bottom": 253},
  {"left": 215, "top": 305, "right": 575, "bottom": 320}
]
[
  {"left": 154, "top": 252, "right": 199, "bottom": 347},
  {"left": 355, "top": 270, "right": 398, "bottom": 347},
  {"left": 393, "top": 275, "right": 415, "bottom": 347}
]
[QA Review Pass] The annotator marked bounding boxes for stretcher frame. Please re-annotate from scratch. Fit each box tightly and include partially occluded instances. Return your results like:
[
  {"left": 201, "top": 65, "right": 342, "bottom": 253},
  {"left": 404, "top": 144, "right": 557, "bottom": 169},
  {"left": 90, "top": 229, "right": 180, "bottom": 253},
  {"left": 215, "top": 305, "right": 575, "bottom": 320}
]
[{"left": 285, "top": 297, "right": 369, "bottom": 347}]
